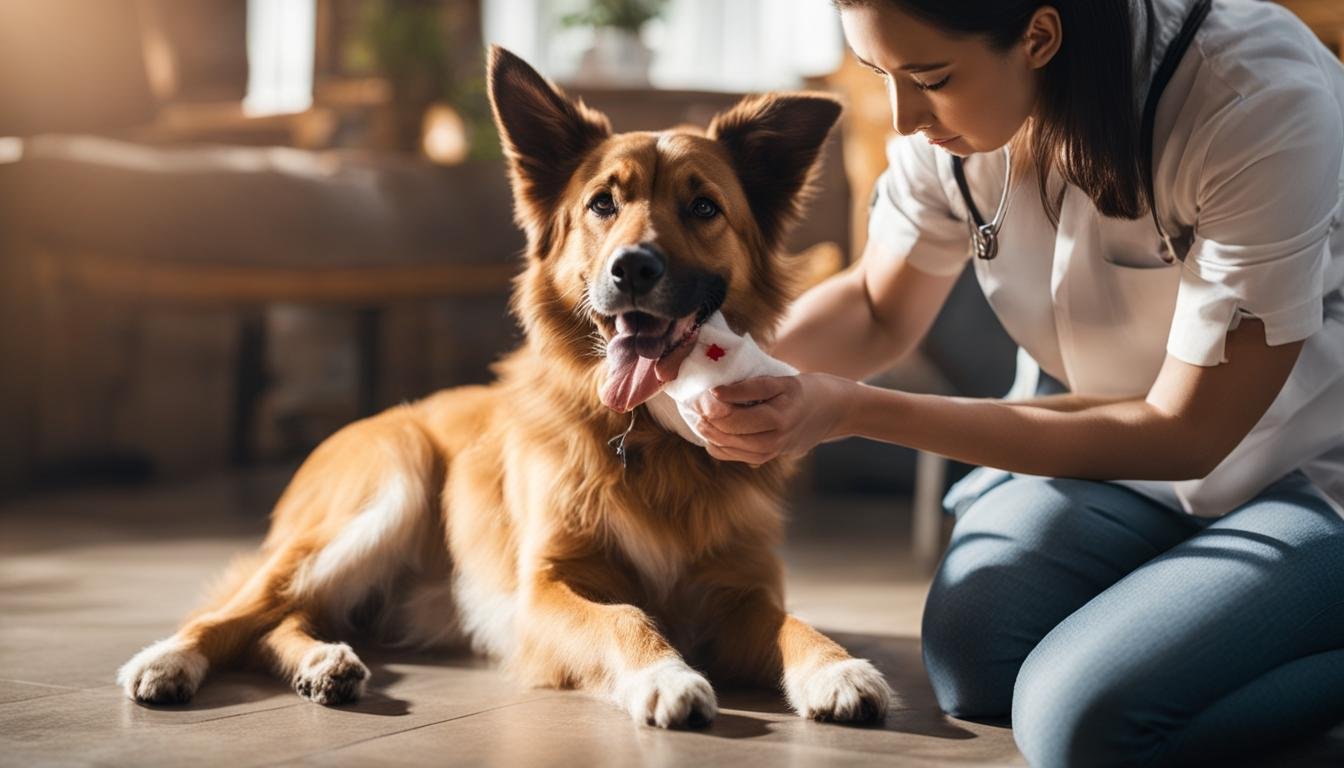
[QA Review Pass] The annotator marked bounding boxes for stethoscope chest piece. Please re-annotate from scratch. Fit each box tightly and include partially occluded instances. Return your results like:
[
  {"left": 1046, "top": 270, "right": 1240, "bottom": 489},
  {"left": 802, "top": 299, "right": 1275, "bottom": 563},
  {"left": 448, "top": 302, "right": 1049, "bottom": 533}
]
[
  {"left": 971, "top": 223, "right": 1000, "bottom": 261},
  {"left": 953, "top": 145, "right": 1013, "bottom": 262}
]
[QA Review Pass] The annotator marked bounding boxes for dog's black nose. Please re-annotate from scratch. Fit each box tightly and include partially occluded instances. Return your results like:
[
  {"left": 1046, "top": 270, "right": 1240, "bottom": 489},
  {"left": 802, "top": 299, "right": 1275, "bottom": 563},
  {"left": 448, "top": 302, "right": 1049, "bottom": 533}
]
[{"left": 608, "top": 244, "right": 666, "bottom": 296}]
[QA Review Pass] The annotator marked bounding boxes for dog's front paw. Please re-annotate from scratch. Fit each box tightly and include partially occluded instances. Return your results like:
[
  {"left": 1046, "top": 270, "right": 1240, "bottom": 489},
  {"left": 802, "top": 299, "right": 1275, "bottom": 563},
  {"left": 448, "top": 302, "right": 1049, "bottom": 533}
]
[
  {"left": 786, "top": 658, "right": 891, "bottom": 722},
  {"left": 117, "top": 637, "right": 208, "bottom": 705},
  {"left": 293, "top": 642, "right": 369, "bottom": 705},
  {"left": 614, "top": 659, "right": 717, "bottom": 729}
]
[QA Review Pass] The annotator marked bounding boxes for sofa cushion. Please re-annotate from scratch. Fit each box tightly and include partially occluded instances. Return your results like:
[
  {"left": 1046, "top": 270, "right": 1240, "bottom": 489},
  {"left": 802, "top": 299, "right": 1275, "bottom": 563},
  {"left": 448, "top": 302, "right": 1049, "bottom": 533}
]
[{"left": 0, "top": 135, "right": 524, "bottom": 267}]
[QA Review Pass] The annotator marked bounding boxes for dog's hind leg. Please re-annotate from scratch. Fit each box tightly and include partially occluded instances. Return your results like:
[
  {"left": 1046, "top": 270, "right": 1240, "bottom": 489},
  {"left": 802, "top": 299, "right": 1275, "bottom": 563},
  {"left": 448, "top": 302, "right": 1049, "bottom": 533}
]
[
  {"left": 118, "top": 408, "right": 446, "bottom": 705},
  {"left": 255, "top": 611, "right": 370, "bottom": 705},
  {"left": 117, "top": 546, "right": 302, "bottom": 705}
]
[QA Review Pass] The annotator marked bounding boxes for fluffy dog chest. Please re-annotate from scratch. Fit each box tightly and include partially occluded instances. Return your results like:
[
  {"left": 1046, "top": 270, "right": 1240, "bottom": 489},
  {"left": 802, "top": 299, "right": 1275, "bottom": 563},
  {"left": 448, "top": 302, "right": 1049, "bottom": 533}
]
[
  {"left": 603, "top": 504, "right": 691, "bottom": 594},
  {"left": 597, "top": 477, "right": 783, "bottom": 599}
]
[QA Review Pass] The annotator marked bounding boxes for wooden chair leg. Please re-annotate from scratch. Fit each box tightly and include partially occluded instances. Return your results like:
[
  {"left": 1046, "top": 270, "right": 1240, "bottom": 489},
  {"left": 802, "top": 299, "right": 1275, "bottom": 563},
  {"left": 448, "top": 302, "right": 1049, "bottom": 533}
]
[
  {"left": 355, "top": 307, "right": 382, "bottom": 417},
  {"left": 913, "top": 449, "right": 947, "bottom": 574},
  {"left": 230, "top": 310, "right": 268, "bottom": 466}
]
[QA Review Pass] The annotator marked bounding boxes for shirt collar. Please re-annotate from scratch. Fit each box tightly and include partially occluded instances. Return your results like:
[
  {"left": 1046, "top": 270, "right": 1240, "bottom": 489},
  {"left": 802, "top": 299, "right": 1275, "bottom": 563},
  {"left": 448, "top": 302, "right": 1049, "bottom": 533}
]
[{"left": 1132, "top": 0, "right": 1201, "bottom": 109}]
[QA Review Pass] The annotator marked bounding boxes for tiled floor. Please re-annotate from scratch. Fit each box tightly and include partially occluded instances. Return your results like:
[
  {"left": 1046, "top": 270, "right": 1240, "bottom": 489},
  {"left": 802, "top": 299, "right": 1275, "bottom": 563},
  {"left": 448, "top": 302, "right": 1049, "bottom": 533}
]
[{"left": 1, "top": 469, "right": 1340, "bottom": 767}]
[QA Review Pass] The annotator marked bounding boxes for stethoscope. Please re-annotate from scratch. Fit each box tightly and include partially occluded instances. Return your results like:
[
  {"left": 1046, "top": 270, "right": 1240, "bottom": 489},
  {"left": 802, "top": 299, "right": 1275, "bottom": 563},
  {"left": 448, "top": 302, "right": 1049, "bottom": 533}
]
[
  {"left": 952, "top": 146, "right": 1014, "bottom": 261},
  {"left": 949, "top": 0, "right": 1212, "bottom": 264}
]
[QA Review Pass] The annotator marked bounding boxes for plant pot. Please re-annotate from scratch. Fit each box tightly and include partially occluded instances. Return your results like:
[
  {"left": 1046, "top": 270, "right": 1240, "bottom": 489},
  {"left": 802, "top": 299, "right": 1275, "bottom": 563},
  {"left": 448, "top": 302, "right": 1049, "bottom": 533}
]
[{"left": 574, "top": 28, "right": 653, "bottom": 87}]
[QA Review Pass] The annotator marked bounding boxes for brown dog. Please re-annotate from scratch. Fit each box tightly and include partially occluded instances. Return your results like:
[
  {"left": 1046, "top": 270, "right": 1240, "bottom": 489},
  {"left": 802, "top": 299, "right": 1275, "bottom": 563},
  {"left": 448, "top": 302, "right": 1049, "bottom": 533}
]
[{"left": 116, "top": 47, "right": 891, "bottom": 728}]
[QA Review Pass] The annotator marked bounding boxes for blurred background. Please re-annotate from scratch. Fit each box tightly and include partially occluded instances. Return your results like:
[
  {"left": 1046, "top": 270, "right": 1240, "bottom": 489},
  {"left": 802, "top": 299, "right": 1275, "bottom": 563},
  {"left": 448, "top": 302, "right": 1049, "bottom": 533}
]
[
  {"left": 0, "top": 0, "right": 1337, "bottom": 506},
  {"left": 2, "top": 3, "right": 1342, "bottom": 765}
]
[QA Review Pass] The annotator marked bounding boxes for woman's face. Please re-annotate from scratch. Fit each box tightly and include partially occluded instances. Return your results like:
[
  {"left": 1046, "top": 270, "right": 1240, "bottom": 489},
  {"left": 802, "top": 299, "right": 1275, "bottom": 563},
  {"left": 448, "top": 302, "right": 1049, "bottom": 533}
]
[{"left": 839, "top": 4, "right": 1047, "bottom": 156}]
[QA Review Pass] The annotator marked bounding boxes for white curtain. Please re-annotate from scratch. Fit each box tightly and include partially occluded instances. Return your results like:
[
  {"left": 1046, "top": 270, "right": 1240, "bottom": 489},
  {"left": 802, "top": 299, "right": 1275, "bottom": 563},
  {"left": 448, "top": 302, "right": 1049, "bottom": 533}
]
[{"left": 484, "top": 0, "right": 844, "bottom": 90}]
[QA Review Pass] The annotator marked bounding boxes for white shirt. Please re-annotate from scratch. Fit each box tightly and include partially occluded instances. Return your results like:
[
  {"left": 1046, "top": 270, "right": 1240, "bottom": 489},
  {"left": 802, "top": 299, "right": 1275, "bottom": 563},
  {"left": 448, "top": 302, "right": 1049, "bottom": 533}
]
[{"left": 867, "top": 0, "right": 1344, "bottom": 517}]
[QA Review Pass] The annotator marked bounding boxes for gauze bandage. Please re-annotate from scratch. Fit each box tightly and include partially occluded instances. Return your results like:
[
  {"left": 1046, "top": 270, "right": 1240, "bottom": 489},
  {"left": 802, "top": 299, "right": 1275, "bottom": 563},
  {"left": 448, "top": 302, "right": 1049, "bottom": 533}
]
[{"left": 645, "top": 312, "right": 798, "bottom": 447}]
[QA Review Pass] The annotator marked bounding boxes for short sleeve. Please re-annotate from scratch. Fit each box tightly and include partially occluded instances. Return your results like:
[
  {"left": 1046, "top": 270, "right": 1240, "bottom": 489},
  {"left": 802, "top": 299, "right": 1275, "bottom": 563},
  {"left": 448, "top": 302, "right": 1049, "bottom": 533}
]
[
  {"left": 1166, "top": 85, "right": 1343, "bottom": 366},
  {"left": 866, "top": 134, "right": 969, "bottom": 276}
]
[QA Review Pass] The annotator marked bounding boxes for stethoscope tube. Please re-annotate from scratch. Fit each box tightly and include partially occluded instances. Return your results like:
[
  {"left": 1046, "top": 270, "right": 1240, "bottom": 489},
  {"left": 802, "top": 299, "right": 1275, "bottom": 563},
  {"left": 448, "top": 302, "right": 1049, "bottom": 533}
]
[{"left": 948, "top": 0, "right": 1212, "bottom": 263}]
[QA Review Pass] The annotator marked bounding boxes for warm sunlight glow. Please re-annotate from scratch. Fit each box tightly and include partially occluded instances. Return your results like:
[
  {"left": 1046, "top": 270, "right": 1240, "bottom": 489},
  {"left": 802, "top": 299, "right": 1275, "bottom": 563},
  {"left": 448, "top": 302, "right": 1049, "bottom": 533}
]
[{"left": 422, "top": 103, "right": 470, "bottom": 165}]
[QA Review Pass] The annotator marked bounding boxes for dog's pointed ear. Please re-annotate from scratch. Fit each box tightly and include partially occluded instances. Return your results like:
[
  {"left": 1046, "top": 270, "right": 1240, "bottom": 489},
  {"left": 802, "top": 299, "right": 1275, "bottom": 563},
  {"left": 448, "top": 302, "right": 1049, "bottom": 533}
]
[
  {"left": 708, "top": 94, "right": 842, "bottom": 249},
  {"left": 487, "top": 46, "right": 611, "bottom": 239}
]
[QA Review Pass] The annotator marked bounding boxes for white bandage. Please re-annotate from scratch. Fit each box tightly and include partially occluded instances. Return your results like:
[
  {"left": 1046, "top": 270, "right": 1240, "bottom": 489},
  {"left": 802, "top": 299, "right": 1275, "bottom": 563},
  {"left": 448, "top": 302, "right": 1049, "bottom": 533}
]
[{"left": 646, "top": 312, "right": 798, "bottom": 447}]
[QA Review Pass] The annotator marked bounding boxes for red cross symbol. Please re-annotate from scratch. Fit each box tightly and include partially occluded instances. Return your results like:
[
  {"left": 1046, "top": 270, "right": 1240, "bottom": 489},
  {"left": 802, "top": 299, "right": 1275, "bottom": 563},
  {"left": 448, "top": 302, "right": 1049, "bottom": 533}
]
[{"left": 705, "top": 344, "right": 726, "bottom": 361}]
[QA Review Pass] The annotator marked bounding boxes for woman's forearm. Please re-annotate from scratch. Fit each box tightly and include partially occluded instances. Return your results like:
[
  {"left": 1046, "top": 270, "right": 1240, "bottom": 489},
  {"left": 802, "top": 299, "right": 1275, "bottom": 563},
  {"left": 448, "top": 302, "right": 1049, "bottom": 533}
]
[
  {"left": 837, "top": 384, "right": 1211, "bottom": 481},
  {"left": 771, "top": 253, "right": 960, "bottom": 381},
  {"left": 1011, "top": 392, "right": 1132, "bottom": 413},
  {"left": 770, "top": 267, "right": 914, "bottom": 380}
]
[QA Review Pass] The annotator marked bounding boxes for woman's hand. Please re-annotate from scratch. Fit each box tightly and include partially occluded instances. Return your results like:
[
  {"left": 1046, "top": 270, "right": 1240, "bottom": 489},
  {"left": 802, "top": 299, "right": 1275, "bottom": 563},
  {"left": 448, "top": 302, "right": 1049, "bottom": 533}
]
[{"left": 693, "top": 372, "right": 857, "bottom": 465}]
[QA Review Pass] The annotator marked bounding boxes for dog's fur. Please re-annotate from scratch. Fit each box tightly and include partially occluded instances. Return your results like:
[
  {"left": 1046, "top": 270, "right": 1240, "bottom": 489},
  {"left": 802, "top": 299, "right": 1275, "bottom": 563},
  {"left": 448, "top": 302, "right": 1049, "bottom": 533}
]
[{"left": 117, "top": 48, "right": 890, "bottom": 727}]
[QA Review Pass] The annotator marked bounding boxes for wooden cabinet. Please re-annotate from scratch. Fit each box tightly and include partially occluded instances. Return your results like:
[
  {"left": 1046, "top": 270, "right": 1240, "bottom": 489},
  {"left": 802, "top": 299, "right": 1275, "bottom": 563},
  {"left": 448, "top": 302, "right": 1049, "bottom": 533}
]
[{"left": 1278, "top": 0, "right": 1344, "bottom": 60}]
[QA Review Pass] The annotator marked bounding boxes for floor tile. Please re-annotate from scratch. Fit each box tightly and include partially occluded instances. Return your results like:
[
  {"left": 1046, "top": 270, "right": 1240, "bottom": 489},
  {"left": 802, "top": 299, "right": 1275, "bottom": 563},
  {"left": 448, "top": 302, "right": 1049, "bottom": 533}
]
[
  {"left": 1, "top": 472, "right": 1340, "bottom": 766},
  {"left": 0, "top": 679, "right": 81, "bottom": 706}
]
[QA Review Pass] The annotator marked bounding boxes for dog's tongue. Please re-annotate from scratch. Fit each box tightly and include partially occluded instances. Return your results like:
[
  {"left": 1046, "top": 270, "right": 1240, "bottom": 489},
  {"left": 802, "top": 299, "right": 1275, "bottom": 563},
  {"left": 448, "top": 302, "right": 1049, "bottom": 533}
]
[
  {"left": 600, "top": 313, "right": 673, "bottom": 413},
  {"left": 601, "top": 336, "right": 663, "bottom": 413}
]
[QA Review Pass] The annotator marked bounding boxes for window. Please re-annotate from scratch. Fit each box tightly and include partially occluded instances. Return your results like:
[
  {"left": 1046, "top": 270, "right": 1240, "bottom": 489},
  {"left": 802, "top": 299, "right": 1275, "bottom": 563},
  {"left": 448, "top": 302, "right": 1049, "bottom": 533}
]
[
  {"left": 244, "top": 0, "right": 316, "bottom": 116},
  {"left": 484, "top": 0, "right": 843, "bottom": 90}
]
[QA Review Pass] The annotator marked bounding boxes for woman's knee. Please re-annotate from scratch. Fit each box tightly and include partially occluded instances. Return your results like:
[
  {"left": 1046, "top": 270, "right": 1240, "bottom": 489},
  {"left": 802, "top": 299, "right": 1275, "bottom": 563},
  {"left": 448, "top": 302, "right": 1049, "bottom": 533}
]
[
  {"left": 1011, "top": 630, "right": 1165, "bottom": 768},
  {"left": 922, "top": 563, "right": 1021, "bottom": 718},
  {"left": 922, "top": 485, "right": 1065, "bottom": 718},
  {"left": 922, "top": 476, "right": 1157, "bottom": 720}
]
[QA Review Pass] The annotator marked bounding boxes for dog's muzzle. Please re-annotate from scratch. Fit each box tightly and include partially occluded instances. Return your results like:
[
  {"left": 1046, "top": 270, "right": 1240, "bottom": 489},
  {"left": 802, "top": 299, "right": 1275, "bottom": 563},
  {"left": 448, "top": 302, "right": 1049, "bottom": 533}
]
[{"left": 591, "top": 244, "right": 729, "bottom": 413}]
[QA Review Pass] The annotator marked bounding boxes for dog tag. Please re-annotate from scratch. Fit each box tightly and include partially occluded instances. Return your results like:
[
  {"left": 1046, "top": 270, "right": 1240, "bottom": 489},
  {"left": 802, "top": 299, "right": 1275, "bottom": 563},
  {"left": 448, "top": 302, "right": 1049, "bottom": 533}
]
[{"left": 608, "top": 412, "right": 637, "bottom": 469}]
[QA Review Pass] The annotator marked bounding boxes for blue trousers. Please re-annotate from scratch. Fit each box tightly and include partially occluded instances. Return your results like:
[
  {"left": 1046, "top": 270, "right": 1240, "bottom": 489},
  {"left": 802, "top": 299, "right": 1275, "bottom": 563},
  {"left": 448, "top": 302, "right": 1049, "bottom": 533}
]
[{"left": 922, "top": 471, "right": 1344, "bottom": 767}]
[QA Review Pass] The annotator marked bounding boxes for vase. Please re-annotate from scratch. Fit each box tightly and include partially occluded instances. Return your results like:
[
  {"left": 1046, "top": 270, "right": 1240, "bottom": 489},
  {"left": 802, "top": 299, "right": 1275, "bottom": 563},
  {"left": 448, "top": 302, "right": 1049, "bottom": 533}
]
[{"left": 574, "top": 27, "right": 653, "bottom": 87}]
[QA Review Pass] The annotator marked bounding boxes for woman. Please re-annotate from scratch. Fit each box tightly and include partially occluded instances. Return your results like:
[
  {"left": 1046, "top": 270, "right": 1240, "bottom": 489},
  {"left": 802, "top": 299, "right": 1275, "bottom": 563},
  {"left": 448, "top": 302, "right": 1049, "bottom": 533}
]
[{"left": 688, "top": 0, "right": 1344, "bottom": 764}]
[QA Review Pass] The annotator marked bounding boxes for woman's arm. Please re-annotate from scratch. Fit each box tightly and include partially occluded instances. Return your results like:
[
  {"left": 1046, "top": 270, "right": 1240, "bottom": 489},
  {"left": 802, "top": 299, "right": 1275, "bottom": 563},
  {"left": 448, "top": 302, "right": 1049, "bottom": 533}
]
[
  {"left": 776, "top": 238, "right": 1125, "bottom": 411},
  {"left": 768, "top": 238, "right": 961, "bottom": 381},
  {"left": 1003, "top": 392, "right": 1133, "bottom": 413},
  {"left": 697, "top": 319, "right": 1302, "bottom": 480}
]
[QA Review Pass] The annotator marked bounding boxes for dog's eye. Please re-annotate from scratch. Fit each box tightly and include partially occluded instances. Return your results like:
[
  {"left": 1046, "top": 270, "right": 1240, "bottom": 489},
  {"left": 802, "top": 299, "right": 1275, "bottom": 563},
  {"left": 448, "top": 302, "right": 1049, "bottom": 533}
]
[
  {"left": 588, "top": 192, "right": 617, "bottom": 218},
  {"left": 689, "top": 197, "right": 719, "bottom": 219}
]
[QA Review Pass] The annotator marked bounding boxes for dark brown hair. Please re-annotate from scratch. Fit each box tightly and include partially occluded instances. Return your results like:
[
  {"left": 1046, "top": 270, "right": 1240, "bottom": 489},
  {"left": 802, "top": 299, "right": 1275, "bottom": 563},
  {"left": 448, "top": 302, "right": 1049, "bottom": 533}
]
[{"left": 834, "top": 0, "right": 1151, "bottom": 224}]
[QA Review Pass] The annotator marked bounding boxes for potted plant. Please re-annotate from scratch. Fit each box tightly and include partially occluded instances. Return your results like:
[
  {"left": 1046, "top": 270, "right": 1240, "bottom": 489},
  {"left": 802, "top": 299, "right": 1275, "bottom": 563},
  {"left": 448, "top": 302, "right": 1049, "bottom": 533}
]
[
  {"left": 346, "top": 0, "right": 497, "bottom": 158},
  {"left": 563, "top": 0, "right": 668, "bottom": 87}
]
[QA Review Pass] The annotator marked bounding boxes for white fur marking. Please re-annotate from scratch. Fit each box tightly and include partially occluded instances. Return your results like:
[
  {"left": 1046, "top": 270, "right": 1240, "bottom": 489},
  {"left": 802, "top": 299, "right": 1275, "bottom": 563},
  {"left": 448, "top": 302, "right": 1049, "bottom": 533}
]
[
  {"left": 784, "top": 657, "right": 892, "bottom": 721},
  {"left": 116, "top": 636, "right": 209, "bottom": 703},
  {"left": 604, "top": 511, "right": 684, "bottom": 597},
  {"left": 613, "top": 658, "right": 718, "bottom": 728},
  {"left": 453, "top": 572, "right": 518, "bottom": 658},
  {"left": 296, "top": 473, "right": 427, "bottom": 619}
]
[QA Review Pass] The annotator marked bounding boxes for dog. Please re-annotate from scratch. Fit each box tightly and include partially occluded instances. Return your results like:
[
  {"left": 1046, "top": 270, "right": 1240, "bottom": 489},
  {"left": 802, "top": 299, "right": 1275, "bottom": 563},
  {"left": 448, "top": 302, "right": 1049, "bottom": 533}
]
[{"left": 116, "top": 47, "right": 891, "bottom": 728}]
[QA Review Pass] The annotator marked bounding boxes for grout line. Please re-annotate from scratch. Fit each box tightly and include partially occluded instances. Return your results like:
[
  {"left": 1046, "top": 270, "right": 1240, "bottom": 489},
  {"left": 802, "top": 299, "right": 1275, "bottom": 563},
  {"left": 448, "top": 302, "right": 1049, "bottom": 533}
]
[
  {"left": 0, "top": 685, "right": 87, "bottom": 706},
  {"left": 0, "top": 678, "right": 83, "bottom": 691},
  {"left": 176, "top": 704, "right": 302, "bottom": 726},
  {"left": 76, "top": 684, "right": 304, "bottom": 725},
  {"left": 183, "top": 702, "right": 305, "bottom": 725},
  {"left": 273, "top": 695, "right": 562, "bottom": 764}
]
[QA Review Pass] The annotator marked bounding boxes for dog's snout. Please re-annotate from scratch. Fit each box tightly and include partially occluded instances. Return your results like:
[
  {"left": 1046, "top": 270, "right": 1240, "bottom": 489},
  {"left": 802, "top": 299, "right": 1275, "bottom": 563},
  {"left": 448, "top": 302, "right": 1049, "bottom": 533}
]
[{"left": 608, "top": 244, "right": 666, "bottom": 297}]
